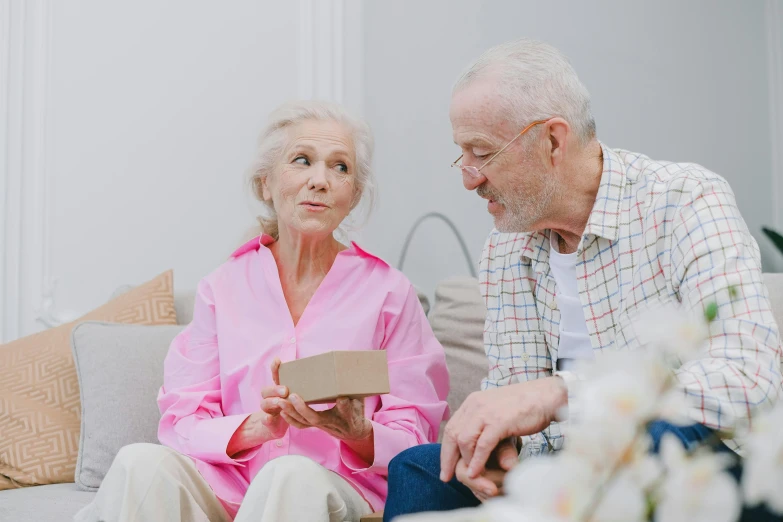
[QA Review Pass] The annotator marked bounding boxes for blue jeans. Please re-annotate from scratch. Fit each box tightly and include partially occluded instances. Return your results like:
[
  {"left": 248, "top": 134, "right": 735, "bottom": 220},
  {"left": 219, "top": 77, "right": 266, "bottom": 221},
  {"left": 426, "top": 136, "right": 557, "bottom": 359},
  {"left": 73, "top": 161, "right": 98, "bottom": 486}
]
[{"left": 383, "top": 422, "right": 780, "bottom": 522}]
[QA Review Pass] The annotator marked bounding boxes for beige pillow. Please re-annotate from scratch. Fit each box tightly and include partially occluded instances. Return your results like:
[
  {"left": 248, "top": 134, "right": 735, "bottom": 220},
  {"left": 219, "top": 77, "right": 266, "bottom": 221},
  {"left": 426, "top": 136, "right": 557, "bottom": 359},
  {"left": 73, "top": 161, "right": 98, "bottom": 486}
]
[{"left": 0, "top": 270, "right": 177, "bottom": 490}]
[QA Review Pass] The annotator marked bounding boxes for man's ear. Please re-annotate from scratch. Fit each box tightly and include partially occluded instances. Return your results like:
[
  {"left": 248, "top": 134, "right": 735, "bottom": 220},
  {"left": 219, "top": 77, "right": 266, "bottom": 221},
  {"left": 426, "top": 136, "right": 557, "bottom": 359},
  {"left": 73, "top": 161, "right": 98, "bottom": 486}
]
[{"left": 544, "top": 118, "right": 571, "bottom": 168}]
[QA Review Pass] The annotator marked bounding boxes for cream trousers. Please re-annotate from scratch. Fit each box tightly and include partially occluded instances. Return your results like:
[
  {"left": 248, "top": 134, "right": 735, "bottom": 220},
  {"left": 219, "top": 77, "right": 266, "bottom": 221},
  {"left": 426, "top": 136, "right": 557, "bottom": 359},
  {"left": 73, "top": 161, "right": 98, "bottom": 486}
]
[{"left": 73, "top": 443, "right": 372, "bottom": 522}]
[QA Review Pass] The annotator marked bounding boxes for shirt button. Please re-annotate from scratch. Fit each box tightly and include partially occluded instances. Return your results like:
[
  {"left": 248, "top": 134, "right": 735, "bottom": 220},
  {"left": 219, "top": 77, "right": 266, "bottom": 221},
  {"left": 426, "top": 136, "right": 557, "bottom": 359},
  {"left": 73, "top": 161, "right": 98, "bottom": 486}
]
[
  {"left": 275, "top": 440, "right": 283, "bottom": 447},
  {"left": 289, "top": 337, "right": 296, "bottom": 344},
  {"left": 522, "top": 353, "right": 530, "bottom": 362}
]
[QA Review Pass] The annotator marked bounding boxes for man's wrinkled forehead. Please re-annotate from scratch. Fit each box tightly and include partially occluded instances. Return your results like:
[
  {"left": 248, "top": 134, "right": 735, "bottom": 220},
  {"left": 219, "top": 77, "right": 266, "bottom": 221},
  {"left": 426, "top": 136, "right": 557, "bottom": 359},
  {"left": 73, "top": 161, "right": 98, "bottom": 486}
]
[{"left": 450, "top": 81, "right": 514, "bottom": 146}]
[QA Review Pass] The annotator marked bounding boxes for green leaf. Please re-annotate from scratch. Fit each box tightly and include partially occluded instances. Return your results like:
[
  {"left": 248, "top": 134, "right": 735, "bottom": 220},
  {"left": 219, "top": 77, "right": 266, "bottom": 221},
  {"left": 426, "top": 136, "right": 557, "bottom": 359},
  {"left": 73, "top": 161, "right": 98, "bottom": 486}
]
[
  {"left": 645, "top": 492, "right": 657, "bottom": 520},
  {"left": 762, "top": 227, "right": 783, "bottom": 257},
  {"left": 728, "top": 285, "right": 738, "bottom": 300},
  {"left": 705, "top": 302, "right": 718, "bottom": 322}
]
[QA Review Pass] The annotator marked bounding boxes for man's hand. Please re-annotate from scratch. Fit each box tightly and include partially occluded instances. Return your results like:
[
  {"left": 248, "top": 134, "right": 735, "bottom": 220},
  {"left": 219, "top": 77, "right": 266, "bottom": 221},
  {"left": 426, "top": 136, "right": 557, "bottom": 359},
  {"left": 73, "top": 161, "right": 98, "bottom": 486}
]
[
  {"left": 456, "top": 438, "right": 519, "bottom": 502},
  {"left": 440, "top": 376, "right": 567, "bottom": 483}
]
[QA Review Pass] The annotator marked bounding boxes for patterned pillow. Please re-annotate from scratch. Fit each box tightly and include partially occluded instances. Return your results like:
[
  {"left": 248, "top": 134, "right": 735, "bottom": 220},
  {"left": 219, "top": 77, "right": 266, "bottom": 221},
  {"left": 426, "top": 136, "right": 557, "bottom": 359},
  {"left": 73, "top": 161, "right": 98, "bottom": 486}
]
[{"left": 0, "top": 270, "right": 177, "bottom": 490}]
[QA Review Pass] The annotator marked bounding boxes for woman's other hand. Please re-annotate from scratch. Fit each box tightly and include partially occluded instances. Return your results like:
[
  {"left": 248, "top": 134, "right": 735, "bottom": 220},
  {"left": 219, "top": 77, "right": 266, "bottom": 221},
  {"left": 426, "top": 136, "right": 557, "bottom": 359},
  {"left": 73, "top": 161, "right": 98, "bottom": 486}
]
[
  {"left": 259, "top": 357, "right": 290, "bottom": 440},
  {"left": 281, "top": 394, "right": 372, "bottom": 442},
  {"left": 226, "top": 358, "right": 291, "bottom": 458}
]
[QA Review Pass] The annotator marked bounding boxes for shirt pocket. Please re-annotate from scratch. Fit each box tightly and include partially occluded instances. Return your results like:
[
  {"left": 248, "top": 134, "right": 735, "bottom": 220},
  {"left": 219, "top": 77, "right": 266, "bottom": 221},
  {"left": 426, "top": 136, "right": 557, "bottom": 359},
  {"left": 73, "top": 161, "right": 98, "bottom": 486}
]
[{"left": 485, "top": 331, "right": 552, "bottom": 382}]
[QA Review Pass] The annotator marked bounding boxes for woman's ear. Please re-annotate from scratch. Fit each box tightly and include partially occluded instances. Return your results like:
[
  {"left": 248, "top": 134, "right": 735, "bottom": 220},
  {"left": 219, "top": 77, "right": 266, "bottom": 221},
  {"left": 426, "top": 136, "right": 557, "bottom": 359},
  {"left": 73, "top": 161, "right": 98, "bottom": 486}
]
[{"left": 261, "top": 174, "right": 272, "bottom": 202}]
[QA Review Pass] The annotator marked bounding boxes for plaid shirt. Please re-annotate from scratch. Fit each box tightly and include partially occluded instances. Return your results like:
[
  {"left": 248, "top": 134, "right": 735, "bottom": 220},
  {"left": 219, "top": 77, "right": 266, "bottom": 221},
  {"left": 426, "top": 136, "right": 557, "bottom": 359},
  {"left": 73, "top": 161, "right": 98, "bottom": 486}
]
[{"left": 479, "top": 143, "right": 782, "bottom": 453}]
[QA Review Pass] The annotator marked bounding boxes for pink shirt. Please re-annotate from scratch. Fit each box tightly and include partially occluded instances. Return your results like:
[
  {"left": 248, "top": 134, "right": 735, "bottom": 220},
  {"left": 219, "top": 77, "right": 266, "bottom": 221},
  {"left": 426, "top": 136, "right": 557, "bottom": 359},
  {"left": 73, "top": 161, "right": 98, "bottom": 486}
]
[{"left": 157, "top": 235, "right": 449, "bottom": 517}]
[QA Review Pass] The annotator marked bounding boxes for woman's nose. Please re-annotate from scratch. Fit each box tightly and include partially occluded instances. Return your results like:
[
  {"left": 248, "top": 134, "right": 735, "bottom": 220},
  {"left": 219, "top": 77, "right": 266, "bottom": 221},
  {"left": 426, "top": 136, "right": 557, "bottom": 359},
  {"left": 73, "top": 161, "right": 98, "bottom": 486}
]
[{"left": 309, "top": 163, "right": 329, "bottom": 190}]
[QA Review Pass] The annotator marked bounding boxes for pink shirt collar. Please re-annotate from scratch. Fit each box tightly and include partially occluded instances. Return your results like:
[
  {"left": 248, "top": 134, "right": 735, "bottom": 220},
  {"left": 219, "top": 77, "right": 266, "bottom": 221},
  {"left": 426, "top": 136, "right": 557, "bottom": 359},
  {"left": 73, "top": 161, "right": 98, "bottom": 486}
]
[{"left": 230, "top": 235, "right": 389, "bottom": 267}]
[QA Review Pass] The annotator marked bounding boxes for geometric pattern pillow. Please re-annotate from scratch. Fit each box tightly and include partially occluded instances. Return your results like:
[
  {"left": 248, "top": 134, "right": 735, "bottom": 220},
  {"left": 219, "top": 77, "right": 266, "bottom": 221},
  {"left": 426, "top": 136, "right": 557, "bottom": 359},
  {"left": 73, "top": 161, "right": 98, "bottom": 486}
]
[{"left": 0, "top": 270, "right": 177, "bottom": 490}]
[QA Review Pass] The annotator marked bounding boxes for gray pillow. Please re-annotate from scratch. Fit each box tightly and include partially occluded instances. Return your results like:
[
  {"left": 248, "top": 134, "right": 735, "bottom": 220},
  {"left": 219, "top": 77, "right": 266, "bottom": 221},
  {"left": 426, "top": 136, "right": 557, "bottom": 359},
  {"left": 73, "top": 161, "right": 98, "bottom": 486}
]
[
  {"left": 71, "top": 322, "right": 183, "bottom": 491},
  {"left": 428, "top": 277, "right": 486, "bottom": 440}
]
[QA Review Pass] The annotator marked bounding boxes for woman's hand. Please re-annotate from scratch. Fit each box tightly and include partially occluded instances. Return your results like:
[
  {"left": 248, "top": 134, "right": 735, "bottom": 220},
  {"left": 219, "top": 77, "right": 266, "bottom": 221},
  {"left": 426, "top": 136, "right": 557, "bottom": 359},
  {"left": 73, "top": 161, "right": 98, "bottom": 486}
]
[
  {"left": 280, "top": 394, "right": 372, "bottom": 441},
  {"left": 258, "top": 358, "right": 290, "bottom": 440},
  {"left": 226, "top": 358, "right": 290, "bottom": 458},
  {"left": 280, "top": 393, "right": 375, "bottom": 464}
]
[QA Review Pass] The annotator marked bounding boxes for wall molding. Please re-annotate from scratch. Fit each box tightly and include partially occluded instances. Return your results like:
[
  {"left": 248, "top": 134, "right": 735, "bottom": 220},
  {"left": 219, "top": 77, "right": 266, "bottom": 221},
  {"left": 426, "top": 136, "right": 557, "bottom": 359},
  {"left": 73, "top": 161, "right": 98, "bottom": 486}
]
[
  {"left": 0, "top": 0, "right": 8, "bottom": 342},
  {"left": 0, "top": 0, "right": 62, "bottom": 342},
  {"left": 297, "top": 0, "right": 364, "bottom": 115},
  {"left": 767, "top": 0, "right": 783, "bottom": 231},
  {"left": 1, "top": 0, "right": 24, "bottom": 343}
]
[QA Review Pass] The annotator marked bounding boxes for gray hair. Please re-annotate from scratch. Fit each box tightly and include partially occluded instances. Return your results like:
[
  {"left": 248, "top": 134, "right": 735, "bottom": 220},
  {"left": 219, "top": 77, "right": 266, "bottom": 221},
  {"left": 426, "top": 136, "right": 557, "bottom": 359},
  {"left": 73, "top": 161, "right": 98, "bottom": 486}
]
[
  {"left": 453, "top": 38, "right": 596, "bottom": 145},
  {"left": 248, "top": 100, "right": 376, "bottom": 240}
]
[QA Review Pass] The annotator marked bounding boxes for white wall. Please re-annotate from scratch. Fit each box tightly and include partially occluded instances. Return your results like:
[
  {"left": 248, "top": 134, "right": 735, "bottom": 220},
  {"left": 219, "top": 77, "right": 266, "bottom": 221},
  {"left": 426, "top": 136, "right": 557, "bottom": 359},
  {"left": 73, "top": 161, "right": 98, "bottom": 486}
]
[
  {"left": 1, "top": 0, "right": 359, "bottom": 342},
  {"left": 2, "top": 0, "right": 781, "bottom": 342},
  {"left": 359, "top": 0, "right": 783, "bottom": 301}
]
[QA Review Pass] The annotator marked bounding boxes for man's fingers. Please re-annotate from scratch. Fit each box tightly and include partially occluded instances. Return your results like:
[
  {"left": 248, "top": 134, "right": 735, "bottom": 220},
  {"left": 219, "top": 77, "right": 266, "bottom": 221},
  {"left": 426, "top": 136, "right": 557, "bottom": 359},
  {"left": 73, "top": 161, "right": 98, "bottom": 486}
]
[
  {"left": 483, "top": 468, "right": 507, "bottom": 488},
  {"left": 439, "top": 408, "right": 471, "bottom": 482},
  {"left": 495, "top": 438, "right": 520, "bottom": 471},
  {"left": 456, "top": 459, "right": 498, "bottom": 499},
  {"left": 439, "top": 434, "right": 461, "bottom": 483},
  {"left": 467, "top": 427, "right": 502, "bottom": 478},
  {"left": 456, "top": 424, "right": 484, "bottom": 468}
]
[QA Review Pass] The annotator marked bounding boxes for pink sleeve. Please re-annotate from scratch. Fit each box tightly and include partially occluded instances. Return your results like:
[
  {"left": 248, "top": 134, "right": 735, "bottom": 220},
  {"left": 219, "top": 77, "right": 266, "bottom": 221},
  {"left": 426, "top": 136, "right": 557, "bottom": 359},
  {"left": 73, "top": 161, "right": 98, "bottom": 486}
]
[
  {"left": 157, "top": 278, "right": 260, "bottom": 466},
  {"left": 340, "top": 283, "right": 450, "bottom": 476}
]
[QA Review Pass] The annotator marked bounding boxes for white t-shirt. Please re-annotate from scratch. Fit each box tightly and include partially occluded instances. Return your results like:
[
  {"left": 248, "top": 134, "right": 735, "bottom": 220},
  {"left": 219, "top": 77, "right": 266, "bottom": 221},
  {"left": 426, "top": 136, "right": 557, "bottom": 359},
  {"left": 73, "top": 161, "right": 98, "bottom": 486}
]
[{"left": 549, "top": 232, "right": 594, "bottom": 371}]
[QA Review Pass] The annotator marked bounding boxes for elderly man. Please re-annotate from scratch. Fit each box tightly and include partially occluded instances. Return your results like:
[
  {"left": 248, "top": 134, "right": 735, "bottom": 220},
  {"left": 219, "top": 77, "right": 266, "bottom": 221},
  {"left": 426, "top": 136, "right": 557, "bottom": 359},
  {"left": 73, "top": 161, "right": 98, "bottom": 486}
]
[{"left": 383, "top": 38, "right": 782, "bottom": 521}]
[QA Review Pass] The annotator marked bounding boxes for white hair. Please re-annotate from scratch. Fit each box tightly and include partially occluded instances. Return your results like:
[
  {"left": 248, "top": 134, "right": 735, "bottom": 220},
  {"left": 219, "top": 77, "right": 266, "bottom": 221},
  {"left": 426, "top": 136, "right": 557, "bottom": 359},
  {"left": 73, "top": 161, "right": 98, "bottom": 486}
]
[
  {"left": 248, "top": 100, "right": 376, "bottom": 240},
  {"left": 453, "top": 38, "right": 596, "bottom": 145}
]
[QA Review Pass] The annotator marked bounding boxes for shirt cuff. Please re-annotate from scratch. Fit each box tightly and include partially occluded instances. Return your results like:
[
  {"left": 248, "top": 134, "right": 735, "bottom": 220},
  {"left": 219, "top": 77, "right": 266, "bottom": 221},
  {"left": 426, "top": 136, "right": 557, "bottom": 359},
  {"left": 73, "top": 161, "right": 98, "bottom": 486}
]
[
  {"left": 187, "top": 413, "right": 260, "bottom": 465},
  {"left": 339, "top": 420, "right": 413, "bottom": 476}
]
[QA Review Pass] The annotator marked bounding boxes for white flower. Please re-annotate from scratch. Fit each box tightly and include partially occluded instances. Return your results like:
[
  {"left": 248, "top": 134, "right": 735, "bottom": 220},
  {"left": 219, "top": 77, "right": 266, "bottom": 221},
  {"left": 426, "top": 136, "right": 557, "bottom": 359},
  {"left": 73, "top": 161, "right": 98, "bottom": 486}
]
[
  {"left": 633, "top": 305, "right": 710, "bottom": 362},
  {"left": 503, "top": 454, "right": 595, "bottom": 519},
  {"left": 591, "top": 470, "right": 648, "bottom": 522},
  {"left": 655, "top": 435, "right": 740, "bottom": 522},
  {"left": 578, "top": 351, "right": 668, "bottom": 423},
  {"left": 484, "top": 500, "right": 571, "bottom": 522},
  {"left": 503, "top": 451, "right": 650, "bottom": 522},
  {"left": 742, "top": 404, "right": 783, "bottom": 513}
]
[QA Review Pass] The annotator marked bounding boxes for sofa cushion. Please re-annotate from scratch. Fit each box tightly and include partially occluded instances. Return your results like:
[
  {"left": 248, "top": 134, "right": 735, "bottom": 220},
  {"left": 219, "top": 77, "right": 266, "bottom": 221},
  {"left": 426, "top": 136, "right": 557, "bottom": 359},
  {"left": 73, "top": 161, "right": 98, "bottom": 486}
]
[
  {"left": 428, "top": 277, "right": 486, "bottom": 439},
  {"left": 72, "top": 322, "right": 183, "bottom": 491},
  {"left": 0, "top": 483, "right": 96, "bottom": 522},
  {"left": 0, "top": 271, "right": 177, "bottom": 491}
]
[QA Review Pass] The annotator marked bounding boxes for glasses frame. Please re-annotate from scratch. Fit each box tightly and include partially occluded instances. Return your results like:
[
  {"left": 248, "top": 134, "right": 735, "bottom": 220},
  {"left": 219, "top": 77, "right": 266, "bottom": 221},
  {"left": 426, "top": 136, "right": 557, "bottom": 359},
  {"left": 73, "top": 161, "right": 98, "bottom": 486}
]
[{"left": 451, "top": 118, "right": 552, "bottom": 178}]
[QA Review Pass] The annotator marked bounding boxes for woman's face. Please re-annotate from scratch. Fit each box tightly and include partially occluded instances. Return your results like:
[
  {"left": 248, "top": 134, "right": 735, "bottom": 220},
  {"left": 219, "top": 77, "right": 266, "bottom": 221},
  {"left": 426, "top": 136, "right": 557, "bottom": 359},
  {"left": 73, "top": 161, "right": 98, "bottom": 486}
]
[{"left": 263, "top": 119, "right": 358, "bottom": 240}]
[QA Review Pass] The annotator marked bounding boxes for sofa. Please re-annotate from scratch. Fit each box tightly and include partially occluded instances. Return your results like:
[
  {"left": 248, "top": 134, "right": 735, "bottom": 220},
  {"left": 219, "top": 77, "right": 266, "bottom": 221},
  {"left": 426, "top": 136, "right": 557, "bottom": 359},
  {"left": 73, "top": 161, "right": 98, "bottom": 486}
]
[{"left": 2, "top": 273, "right": 783, "bottom": 522}]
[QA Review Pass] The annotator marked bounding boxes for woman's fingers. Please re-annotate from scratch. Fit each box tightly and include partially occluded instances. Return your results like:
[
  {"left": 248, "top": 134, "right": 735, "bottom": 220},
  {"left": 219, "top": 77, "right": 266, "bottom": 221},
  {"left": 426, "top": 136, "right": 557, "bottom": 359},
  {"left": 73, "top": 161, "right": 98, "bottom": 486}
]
[
  {"left": 289, "top": 394, "right": 324, "bottom": 425},
  {"left": 280, "top": 411, "right": 307, "bottom": 430},
  {"left": 279, "top": 398, "right": 310, "bottom": 426},
  {"left": 271, "top": 358, "right": 282, "bottom": 386},
  {"left": 260, "top": 397, "right": 284, "bottom": 415},
  {"left": 261, "top": 384, "right": 288, "bottom": 399}
]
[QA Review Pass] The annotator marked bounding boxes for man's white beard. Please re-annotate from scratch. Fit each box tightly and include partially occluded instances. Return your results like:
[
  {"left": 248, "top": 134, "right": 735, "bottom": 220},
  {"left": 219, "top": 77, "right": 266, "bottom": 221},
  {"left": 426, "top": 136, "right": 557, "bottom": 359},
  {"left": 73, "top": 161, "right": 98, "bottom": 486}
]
[{"left": 492, "top": 180, "right": 557, "bottom": 233}]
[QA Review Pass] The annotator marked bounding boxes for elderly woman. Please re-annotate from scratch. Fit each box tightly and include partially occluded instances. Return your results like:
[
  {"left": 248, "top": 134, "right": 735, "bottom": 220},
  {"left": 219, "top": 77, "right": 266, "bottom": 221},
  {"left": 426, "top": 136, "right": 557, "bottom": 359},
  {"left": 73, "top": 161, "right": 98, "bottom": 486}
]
[{"left": 74, "top": 101, "right": 449, "bottom": 522}]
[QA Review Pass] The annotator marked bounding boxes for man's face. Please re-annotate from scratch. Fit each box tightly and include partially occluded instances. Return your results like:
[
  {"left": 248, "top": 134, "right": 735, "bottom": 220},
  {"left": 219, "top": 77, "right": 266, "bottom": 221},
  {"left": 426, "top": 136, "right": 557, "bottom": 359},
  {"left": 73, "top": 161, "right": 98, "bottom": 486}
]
[{"left": 450, "top": 80, "right": 556, "bottom": 233}]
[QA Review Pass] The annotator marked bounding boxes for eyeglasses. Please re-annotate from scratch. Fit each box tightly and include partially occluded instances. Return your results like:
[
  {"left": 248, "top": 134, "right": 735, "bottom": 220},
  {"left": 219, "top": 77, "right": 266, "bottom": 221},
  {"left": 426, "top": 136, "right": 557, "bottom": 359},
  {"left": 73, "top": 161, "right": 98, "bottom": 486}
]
[{"left": 451, "top": 118, "right": 552, "bottom": 179}]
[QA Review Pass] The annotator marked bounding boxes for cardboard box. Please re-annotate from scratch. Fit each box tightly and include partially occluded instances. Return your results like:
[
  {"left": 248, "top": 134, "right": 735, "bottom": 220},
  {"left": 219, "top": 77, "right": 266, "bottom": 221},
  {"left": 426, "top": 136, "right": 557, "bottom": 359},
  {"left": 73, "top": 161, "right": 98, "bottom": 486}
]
[
  {"left": 278, "top": 350, "right": 390, "bottom": 404},
  {"left": 360, "top": 511, "right": 384, "bottom": 521}
]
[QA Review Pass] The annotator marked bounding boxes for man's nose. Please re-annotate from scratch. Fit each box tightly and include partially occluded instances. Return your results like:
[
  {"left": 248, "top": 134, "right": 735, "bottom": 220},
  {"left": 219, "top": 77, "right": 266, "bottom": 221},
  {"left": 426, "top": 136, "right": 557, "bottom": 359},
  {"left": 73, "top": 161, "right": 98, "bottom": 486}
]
[{"left": 462, "top": 169, "right": 486, "bottom": 191}]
